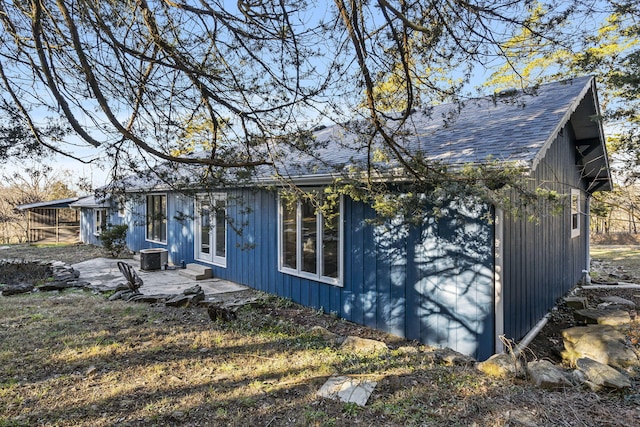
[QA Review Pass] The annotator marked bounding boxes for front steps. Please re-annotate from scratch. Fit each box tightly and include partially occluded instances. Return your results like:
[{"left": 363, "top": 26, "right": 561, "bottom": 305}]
[{"left": 178, "top": 263, "right": 212, "bottom": 281}]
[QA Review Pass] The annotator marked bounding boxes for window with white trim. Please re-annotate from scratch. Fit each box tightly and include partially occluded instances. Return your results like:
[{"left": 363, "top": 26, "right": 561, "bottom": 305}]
[
  {"left": 278, "top": 191, "right": 342, "bottom": 286},
  {"left": 571, "top": 189, "right": 580, "bottom": 238},
  {"left": 146, "top": 194, "right": 167, "bottom": 243},
  {"left": 93, "top": 209, "right": 107, "bottom": 235},
  {"left": 117, "top": 196, "right": 126, "bottom": 218}
]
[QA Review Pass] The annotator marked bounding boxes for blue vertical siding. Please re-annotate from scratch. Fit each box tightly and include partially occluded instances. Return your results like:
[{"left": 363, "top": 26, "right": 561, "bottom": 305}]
[
  {"left": 78, "top": 206, "right": 122, "bottom": 246},
  {"left": 503, "top": 124, "right": 589, "bottom": 342},
  {"left": 120, "top": 187, "right": 495, "bottom": 359}
]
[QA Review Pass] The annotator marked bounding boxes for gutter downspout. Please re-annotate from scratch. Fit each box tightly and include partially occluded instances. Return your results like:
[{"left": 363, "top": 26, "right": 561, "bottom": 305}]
[
  {"left": 584, "top": 194, "right": 591, "bottom": 284},
  {"left": 494, "top": 208, "right": 505, "bottom": 354}
]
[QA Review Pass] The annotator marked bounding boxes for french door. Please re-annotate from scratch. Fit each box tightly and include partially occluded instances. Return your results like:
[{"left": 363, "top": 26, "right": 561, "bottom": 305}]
[{"left": 195, "top": 194, "right": 226, "bottom": 267}]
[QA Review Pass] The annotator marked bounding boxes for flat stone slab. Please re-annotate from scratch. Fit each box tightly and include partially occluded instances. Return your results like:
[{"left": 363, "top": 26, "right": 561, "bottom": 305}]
[
  {"left": 564, "top": 296, "right": 588, "bottom": 310},
  {"left": 599, "top": 296, "right": 636, "bottom": 309},
  {"left": 574, "top": 309, "right": 631, "bottom": 326},
  {"left": 576, "top": 357, "right": 631, "bottom": 390},
  {"left": 317, "top": 375, "right": 377, "bottom": 406},
  {"left": 72, "top": 258, "right": 248, "bottom": 296}
]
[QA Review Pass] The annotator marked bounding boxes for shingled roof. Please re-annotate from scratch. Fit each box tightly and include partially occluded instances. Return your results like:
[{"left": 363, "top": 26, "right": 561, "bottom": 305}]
[
  {"left": 278, "top": 75, "right": 611, "bottom": 192},
  {"left": 112, "top": 76, "right": 611, "bottom": 193}
]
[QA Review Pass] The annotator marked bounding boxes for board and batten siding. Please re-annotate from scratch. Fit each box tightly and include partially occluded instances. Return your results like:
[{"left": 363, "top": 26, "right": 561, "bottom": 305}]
[
  {"left": 78, "top": 206, "right": 122, "bottom": 246},
  {"left": 502, "top": 123, "right": 588, "bottom": 342},
  {"left": 123, "top": 192, "right": 195, "bottom": 265},
  {"left": 120, "top": 189, "right": 495, "bottom": 359},
  {"left": 118, "top": 188, "right": 495, "bottom": 358}
]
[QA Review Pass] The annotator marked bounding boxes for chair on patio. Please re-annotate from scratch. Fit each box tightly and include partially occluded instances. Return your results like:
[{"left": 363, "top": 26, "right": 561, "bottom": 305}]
[{"left": 117, "top": 261, "right": 144, "bottom": 293}]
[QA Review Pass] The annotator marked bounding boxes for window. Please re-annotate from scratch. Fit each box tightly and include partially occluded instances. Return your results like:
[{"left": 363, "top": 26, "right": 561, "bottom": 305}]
[
  {"left": 94, "top": 209, "right": 107, "bottom": 235},
  {"left": 146, "top": 194, "right": 167, "bottom": 243},
  {"left": 117, "top": 196, "right": 126, "bottom": 218},
  {"left": 278, "top": 191, "right": 342, "bottom": 286},
  {"left": 571, "top": 189, "right": 580, "bottom": 238}
]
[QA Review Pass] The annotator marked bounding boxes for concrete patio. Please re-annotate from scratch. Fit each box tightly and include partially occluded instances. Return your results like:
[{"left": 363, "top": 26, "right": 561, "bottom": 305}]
[{"left": 71, "top": 257, "right": 248, "bottom": 298}]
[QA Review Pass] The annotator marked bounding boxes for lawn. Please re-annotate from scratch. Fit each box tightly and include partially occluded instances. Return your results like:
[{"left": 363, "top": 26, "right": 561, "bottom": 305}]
[
  {"left": 590, "top": 245, "right": 640, "bottom": 282},
  {"left": 1, "top": 244, "right": 639, "bottom": 426}
]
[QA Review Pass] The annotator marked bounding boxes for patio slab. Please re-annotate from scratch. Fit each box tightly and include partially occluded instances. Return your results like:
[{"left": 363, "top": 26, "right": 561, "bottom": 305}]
[{"left": 71, "top": 258, "right": 248, "bottom": 297}]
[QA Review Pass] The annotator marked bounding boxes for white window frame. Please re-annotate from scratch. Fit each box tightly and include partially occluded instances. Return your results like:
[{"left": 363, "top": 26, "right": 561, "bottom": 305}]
[
  {"left": 93, "top": 209, "right": 107, "bottom": 236},
  {"left": 194, "top": 193, "right": 227, "bottom": 268},
  {"left": 117, "top": 196, "right": 126, "bottom": 218},
  {"left": 571, "top": 188, "right": 580, "bottom": 238},
  {"left": 146, "top": 193, "right": 167, "bottom": 244},
  {"left": 277, "top": 191, "right": 343, "bottom": 287}
]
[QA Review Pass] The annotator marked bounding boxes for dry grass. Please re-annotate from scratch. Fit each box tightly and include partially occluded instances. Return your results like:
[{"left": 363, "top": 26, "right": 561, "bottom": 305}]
[
  {"left": 0, "top": 243, "right": 110, "bottom": 265},
  {"left": 1, "top": 244, "right": 640, "bottom": 426},
  {"left": 590, "top": 245, "right": 640, "bottom": 283}
]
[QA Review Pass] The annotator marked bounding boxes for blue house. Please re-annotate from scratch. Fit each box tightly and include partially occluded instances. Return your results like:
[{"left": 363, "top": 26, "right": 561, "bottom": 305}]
[{"left": 77, "top": 76, "right": 611, "bottom": 360}]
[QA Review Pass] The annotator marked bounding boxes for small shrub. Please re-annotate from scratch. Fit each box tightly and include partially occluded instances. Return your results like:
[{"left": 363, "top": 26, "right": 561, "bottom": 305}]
[{"left": 99, "top": 224, "right": 129, "bottom": 258}]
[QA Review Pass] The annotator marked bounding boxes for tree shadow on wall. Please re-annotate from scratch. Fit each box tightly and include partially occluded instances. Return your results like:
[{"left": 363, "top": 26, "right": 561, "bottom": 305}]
[{"left": 370, "top": 200, "right": 495, "bottom": 360}]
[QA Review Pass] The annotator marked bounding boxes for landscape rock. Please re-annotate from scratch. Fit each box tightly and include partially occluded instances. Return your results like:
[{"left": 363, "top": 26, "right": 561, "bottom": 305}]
[
  {"left": 309, "top": 326, "right": 341, "bottom": 343},
  {"left": 340, "top": 336, "right": 388, "bottom": 353},
  {"left": 128, "top": 294, "right": 172, "bottom": 303},
  {"left": 1, "top": 283, "right": 35, "bottom": 296},
  {"left": 476, "top": 353, "right": 522, "bottom": 378},
  {"left": 527, "top": 360, "right": 571, "bottom": 390},
  {"left": 564, "top": 296, "right": 588, "bottom": 310},
  {"left": 207, "top": 304, "right": 237, "bottom": 321},
  {"left": 183, "top": 285, "right": 202, "bottom": 295},
  {"left": 166, "top": 293, "right": 204, "bottom": 307},
  {"left": 598, "top": 295, "right": 636, "bottom": 310},
  {"left": 37, "top": 280, "right": 75, "bottom": 291},
  {"left": 317, "top": 375, "right": 377, "bottom": 406},
  {"left": 435, "top": 347, "right": 476, "bottom": 366},
  {"left": 108, "top": 290, "right": 139, "bottom": 301},
  {"left": 574, "top": 308, "right": 631, "bottom": 326},
  {"left": 576, "top": 357, "right": 631, "bottom": 390},
  {"left": 562, "top": 325, "right": 639, "bottom": 369}
]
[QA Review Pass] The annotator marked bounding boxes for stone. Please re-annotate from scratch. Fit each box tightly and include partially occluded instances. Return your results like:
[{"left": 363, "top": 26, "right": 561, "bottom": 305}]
[
  {"left": 37, "top": 281, "right": 74, "bottom": 291},
  {"left": 183, "top": 285, "right": 203, "bottom": 295},
  {"left": 599, "top": 295, "right": 636, "bottom": 309},
  {"left": 207, "top": 304, "right": 237, "bottom": 321},
  {"left": 576, "top": 357, "right": 631, "bottom": 390},
  {"left": 564, "top": 296, "right": 588, "bottom": 310},
  {"left": 340, "top": 336, "right": 388, "bottom": 353},
  {"left": 574, "top": 309, "right": 631, "bottom": 326},
  {"left": 527, "top": 360, "right": 571, "bottom": 390},
  {"left": 476, "top": 353, "right": 522, "bottom": 378},
  {"left": 562, "top": 325, "right": 639, "bottom": 369},
  {"left": 166, "top": 293, "right": 204, "bottom": 307},
  {"left": 53, "top": 271, "right": 76, "bottom": 282},
  {"left": 1, "top": 283, "right": 34, "bottom": 296},
  {"left": 317, "top": 375, "right": 377, "bottom": 406},
  {"left": 309, "top": 326, "right": 341, "bottom": 343},
  {"left": 108, "top": 290, "right": 137, "bottom": 301},
  {"left": 128, "top": 294, "right": 172, "bottom": 303},
  {"left": 435, "top": 347, "right": 476, "bottom": 366}
]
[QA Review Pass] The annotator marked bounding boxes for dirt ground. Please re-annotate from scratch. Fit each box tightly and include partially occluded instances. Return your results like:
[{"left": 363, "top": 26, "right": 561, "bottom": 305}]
[{"left": 2, "top": 243, "right": 640, "bottom": 426}]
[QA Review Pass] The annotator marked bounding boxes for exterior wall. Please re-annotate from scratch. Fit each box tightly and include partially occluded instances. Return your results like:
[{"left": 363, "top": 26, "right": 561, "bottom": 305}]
[
  {"left": 502, "top": 124, "right": 588, "bottom": 342},
  {"left": 123, "top": 192, "right": 195, "bottom": 263},
  {"left": 123, "top": 189, "right": 496, "bottom": 359},
  {"left": 78, "top": 206, "right": 123, "bottom": 246}
]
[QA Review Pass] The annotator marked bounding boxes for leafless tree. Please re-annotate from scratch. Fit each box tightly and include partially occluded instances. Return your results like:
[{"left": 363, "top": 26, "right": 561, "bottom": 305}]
[{"left": 0, "top": 0, "right": 605, "bottom": 195}]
